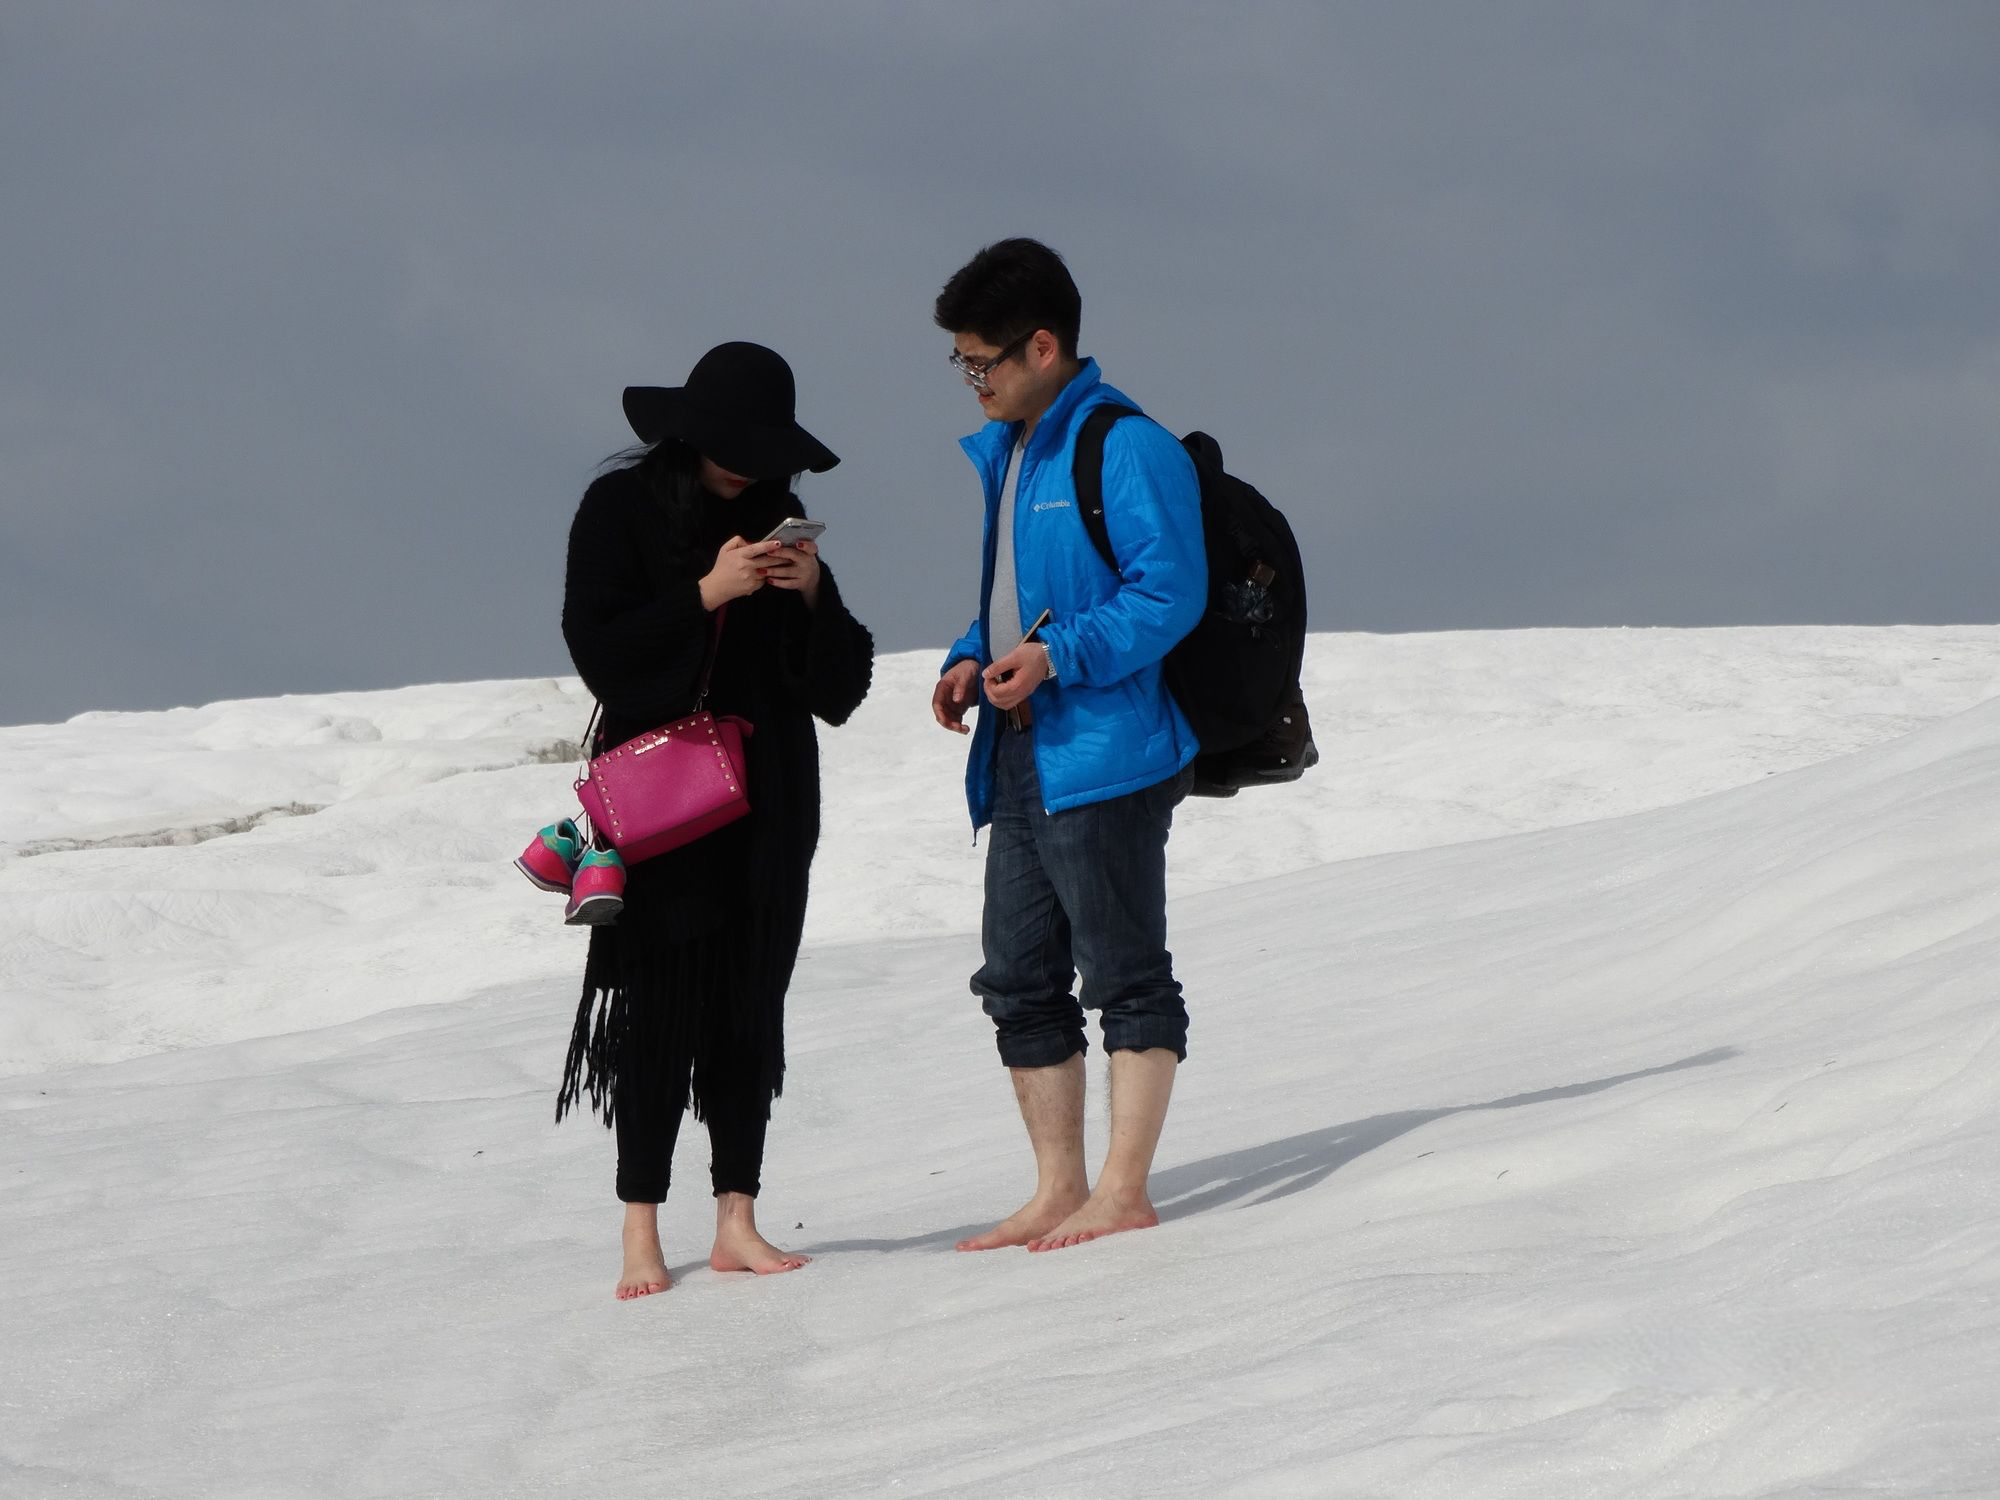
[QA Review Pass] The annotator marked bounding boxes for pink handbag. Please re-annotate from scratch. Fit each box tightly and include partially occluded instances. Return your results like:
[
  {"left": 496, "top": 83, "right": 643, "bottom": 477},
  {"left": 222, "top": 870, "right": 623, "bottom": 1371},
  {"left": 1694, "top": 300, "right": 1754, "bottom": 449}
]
[{"left": 575, "top": 608, "right": 754, "bottom": 864}]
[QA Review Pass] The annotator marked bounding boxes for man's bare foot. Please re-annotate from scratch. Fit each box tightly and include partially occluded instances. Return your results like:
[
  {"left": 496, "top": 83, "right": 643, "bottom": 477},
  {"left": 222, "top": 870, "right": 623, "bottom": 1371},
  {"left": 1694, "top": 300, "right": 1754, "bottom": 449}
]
[
  {"left": 956, "top": 1188, "right": 1089, "bottom": 1252},
  {"left": 709, "top": 1192, "right": 809, "bottom": 1275},
  {"left": 618, "top": 1204, "right": 671, "bottom": 1300},
  {"left": 1025, "top": 1188, "right": 1159, "bottom": 1252}
]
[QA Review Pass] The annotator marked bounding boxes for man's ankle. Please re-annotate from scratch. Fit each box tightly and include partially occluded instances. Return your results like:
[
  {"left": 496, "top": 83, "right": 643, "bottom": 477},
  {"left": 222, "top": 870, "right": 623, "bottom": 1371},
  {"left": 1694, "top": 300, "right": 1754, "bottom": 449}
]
[{"left": 1092, "top": 1177, "right": 1152, "bottom": 1205}]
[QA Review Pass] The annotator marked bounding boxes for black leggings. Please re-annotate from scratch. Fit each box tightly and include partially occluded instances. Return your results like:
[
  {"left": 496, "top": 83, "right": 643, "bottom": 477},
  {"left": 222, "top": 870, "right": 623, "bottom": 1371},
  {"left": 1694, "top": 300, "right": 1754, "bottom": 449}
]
[
  {"left": 582, "top": 900, "right": 799, "bottom": 1206},
  {"left": 615, "top": 1067, "right": 769, "bottom": 1204}
]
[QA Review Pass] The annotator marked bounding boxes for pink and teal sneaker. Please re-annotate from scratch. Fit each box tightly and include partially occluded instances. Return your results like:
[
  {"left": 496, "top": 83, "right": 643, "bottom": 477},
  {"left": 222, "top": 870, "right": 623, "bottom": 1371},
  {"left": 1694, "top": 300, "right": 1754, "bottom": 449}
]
[
  {"left": 564, "top": 848, "right": 626, "bottom": 926},
  {"left": 515, "top": 818, "right": 584, "bottom": 893}
]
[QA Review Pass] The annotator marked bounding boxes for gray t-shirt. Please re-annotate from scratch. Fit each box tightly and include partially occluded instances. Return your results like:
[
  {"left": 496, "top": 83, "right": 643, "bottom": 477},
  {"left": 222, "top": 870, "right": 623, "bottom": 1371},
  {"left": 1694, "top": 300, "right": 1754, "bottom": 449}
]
[{"left": 988, "top": 437, "right": 1024, "bottom": 653}]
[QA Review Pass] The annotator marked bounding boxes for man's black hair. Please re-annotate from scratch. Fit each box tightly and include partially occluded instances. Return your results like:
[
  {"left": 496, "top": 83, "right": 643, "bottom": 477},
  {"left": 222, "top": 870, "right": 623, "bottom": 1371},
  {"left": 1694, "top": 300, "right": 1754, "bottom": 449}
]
[{"left": 933, "top": 238, "right": 1082, "bottom": 359}]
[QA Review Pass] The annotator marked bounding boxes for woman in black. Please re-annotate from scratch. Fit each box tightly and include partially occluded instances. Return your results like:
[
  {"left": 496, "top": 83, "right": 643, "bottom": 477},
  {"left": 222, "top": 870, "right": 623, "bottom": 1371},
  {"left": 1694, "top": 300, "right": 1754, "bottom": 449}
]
[{"left": 556, "top": 343, "right": 873, "bottom": 1299}]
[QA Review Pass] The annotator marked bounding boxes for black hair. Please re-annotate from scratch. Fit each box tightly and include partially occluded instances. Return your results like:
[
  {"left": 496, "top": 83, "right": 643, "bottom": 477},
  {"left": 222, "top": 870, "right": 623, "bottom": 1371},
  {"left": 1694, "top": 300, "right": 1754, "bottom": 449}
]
[
  {"left": 593, "top": 438, "right": 706, "bottom": 567},
  {"left": 933, "top": 237, "right": 1082, "bottom": 359},
  {"left": 596, "top": 437, "right": 802, "bottom": 569}
]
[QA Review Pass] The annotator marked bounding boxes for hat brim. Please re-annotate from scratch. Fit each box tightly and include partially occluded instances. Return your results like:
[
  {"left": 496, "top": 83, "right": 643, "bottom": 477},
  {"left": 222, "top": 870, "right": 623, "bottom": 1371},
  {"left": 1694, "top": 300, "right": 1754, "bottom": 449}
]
[{"left": 622, "top": 387, "right": 840, "bottom": 478}]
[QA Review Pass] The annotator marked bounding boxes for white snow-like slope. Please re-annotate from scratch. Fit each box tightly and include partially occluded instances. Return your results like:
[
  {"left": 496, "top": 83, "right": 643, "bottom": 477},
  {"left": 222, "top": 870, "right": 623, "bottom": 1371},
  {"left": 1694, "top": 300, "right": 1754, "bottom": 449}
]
[
  {"left": 3, "top": 627, "right": 2000, "bottom": 1498},
  {"left": 5, "top": 627, "right": 1998, "bottom": 1076}
]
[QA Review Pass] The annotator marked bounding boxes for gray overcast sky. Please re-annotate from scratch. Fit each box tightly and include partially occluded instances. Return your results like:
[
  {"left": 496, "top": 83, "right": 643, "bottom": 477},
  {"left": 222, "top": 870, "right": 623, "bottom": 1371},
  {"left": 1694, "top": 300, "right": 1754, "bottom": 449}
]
[{"left": 4, "top": 3, "right": 1997, "bottom": 727}]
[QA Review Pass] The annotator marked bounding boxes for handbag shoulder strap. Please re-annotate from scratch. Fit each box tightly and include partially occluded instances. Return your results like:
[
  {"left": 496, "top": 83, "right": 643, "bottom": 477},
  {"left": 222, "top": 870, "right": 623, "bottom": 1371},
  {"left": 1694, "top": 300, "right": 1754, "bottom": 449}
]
[
  {"left": 580, "top": 602, "right": 729, "bottom": 754},
  {"left": 691, "top": 601, "right": 728, "bottom": 709}
]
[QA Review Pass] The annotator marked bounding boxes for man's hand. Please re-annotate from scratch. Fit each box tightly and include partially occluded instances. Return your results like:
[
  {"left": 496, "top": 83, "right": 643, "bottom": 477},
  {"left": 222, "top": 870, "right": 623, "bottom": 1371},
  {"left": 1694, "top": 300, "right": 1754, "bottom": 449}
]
[
  {"left": 982, "top": 642, "right": 1049, "bottom": 712},
  {"left": 700, "top": 536, "right": 782, "bottom": 611},
  {"left": 932, "top": 659, "right": 980, "bottom": 734},
  {"left": 761, "top": 538, "right": 822, "bottom": 609}
]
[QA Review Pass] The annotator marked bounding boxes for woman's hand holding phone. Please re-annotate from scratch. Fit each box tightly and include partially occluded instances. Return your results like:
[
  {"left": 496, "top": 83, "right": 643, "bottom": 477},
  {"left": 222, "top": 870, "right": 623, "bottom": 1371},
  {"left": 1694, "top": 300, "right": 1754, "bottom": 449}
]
[
  {"left": 701, "top": 517, "right": 824, "bottom": 610},
  {"left": 700, "top": 536, "right": 777, "bottom": 610},
  {"left": 761, "top": 537, "right": 821, "bottom": 608}
]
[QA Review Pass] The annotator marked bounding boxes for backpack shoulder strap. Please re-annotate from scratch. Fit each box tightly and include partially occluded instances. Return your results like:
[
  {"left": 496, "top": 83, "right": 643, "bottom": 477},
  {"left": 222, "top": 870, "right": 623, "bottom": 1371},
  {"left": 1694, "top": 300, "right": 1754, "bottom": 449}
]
[{"left": 1071, "top": 403, "right": 1142, "bottom": 571}]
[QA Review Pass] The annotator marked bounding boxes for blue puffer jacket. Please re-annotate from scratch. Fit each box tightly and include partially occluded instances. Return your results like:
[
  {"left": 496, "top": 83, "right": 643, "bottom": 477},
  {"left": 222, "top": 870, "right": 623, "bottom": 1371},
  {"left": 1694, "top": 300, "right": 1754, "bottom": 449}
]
[{"left": 944, "top": 360, "right": 1206, "bottom": 828}]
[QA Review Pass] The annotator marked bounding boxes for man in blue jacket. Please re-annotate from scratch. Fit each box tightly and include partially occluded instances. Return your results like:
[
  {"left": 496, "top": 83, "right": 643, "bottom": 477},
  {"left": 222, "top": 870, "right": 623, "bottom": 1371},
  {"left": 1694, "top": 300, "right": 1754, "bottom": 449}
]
[{"left": 930, "top": 238, "right": 1207, "bottom": 1253}]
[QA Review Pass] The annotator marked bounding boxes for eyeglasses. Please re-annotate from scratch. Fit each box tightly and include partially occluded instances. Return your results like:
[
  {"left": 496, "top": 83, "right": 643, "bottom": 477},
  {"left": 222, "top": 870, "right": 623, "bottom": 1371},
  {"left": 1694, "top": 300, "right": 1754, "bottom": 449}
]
[{"left": 947, "top": 330, "right": 1034, "bottom": 392}]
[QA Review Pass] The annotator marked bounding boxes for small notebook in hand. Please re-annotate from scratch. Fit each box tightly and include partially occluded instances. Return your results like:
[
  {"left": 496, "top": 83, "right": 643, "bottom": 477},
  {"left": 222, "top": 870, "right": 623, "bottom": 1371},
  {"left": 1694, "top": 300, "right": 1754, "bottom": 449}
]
[{"left": 1006, "top": 608, "right": 1052, "bottom": 732}]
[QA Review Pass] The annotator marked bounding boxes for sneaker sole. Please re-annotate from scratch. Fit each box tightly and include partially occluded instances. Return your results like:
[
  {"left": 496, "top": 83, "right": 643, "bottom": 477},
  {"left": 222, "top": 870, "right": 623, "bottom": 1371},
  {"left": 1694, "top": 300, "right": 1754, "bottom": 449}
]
[
  {"left": 515, "top": 857, "right": 572, "bottom": 895},
  {"left": 564, "top": 894, "right": 625, "bottom": 926}
]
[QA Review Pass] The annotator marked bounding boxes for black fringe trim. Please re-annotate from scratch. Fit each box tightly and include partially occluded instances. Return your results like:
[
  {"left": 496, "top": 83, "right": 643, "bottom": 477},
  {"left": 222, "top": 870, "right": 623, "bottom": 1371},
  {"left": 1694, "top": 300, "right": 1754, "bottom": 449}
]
[
  {"left": 555, "top": 903, "right": 803, "bottom": 1129},
  {"left": 555, "top": 980, "right": 622, "bottom": 1127}
]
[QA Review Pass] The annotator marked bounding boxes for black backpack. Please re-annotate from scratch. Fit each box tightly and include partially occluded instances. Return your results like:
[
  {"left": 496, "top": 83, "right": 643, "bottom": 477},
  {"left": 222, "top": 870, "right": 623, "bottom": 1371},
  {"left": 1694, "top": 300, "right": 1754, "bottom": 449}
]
[{"left": 1073, "top": 404, "right": 1318, "bottom": 799}]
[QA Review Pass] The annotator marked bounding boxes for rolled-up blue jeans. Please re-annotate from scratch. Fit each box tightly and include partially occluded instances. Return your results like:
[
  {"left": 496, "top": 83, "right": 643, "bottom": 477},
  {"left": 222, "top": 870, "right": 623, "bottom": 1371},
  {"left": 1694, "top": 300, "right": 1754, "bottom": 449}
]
[{"left": 971, "top": 722, "right": 1192, "bottom": 1067}]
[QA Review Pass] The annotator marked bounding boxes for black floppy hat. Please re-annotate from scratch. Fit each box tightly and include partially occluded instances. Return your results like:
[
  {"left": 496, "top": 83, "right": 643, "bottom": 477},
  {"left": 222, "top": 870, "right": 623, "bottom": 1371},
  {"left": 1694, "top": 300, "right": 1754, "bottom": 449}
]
[{"left": 622, "top": 342, "right": 840, "bottom": 479}]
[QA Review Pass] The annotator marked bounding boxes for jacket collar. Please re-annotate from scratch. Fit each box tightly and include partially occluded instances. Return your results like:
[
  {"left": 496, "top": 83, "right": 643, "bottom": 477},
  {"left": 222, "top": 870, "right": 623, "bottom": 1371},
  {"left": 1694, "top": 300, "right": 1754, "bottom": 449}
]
[{"left": 958, "top": 358, "right": 1105, "bottom": 475}]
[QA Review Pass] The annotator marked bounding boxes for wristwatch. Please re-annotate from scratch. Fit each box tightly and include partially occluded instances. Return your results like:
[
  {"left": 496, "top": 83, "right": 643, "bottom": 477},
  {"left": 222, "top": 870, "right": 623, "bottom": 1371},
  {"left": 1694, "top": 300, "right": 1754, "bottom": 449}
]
[{"left": 1039, "top": 642, "right": 1057, "bottom": 681}]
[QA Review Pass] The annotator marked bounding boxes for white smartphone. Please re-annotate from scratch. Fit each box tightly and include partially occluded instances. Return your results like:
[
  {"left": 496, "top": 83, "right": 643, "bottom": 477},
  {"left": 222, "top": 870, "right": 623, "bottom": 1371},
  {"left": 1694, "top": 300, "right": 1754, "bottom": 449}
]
[{"left": 761, "top": 517, "right": 827, "bottom": 546}]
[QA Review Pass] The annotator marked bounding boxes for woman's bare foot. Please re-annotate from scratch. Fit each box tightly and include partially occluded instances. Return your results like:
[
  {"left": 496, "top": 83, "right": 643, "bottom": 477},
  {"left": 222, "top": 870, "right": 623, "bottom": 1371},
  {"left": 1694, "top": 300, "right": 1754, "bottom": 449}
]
[
  {"left": 617, "top": 1202, "right": 671, "bottom": 1300},
  {"left": 955, "top": 1186, "right": 1090, "bottom": 1252},
  {"left": 1025, "top": 1186, "right": 1159, "bottom": 1252},
  {"left": 709, "top": 1191, "right": 810, "bottom": 1275}
]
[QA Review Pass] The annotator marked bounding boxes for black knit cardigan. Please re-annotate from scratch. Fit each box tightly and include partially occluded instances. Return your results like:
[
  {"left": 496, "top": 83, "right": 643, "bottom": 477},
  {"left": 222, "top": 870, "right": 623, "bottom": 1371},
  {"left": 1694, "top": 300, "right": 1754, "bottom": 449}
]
[{"left": 554, "top": 462, "right": 874, "bottom": 1124}]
